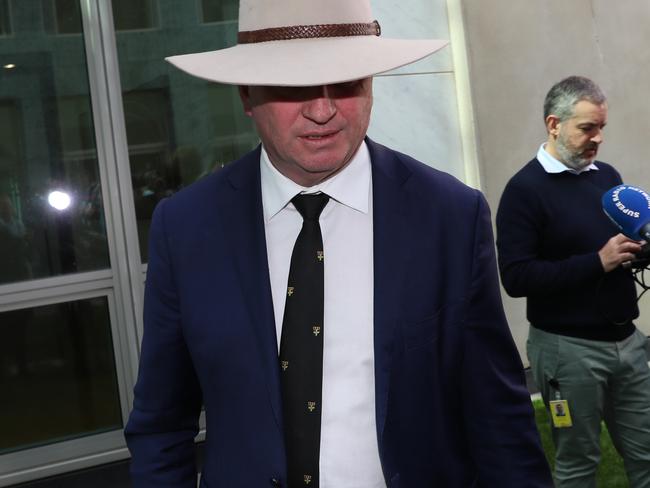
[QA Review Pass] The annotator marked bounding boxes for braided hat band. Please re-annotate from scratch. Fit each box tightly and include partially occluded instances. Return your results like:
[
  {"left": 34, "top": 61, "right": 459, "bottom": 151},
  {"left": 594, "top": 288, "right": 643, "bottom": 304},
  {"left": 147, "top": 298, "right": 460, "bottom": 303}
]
[{"left": 238, "top": 20, "right": 381, "bottom": 44}]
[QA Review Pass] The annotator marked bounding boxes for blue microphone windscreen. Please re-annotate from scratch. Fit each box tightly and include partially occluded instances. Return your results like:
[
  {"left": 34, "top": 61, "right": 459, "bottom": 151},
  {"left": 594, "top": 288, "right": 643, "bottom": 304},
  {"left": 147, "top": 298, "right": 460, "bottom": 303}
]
[{"left": 602, "top": 185, "right": 650, "bottom": 239}]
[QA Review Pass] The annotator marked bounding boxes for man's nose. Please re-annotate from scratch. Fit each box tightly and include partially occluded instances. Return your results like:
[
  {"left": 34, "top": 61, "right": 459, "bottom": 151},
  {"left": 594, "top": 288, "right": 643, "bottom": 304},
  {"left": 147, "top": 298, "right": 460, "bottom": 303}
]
[
  {"left": 302, "top": 85, "right": 336, "bottom": 123},
  {"left": 591, "top": 129, "right": 604, "bottom": 144}
]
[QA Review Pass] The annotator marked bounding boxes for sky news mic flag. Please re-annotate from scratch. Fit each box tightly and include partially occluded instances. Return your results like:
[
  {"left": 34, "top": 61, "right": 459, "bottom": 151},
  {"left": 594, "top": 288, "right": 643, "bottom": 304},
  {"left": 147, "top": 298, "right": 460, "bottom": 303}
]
[{"left": 602, "top": 185, "right": 650, "bottom": 242}]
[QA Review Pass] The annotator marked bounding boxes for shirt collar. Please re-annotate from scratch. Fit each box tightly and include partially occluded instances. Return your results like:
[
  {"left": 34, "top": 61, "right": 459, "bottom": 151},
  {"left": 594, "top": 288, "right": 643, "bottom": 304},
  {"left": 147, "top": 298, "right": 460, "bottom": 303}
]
[
  {"left": 536, "top": 142, "right": 599, "bottom": 175},
  {"left": 261, "top": 141, "right": 371, "bottom": 222}
]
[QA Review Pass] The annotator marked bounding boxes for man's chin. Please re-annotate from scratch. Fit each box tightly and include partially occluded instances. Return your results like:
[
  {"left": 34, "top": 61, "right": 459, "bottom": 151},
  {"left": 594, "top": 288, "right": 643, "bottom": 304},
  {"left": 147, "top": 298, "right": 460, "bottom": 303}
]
[{"left": 562, "top": 155, "right": 594, "bottom": 171}]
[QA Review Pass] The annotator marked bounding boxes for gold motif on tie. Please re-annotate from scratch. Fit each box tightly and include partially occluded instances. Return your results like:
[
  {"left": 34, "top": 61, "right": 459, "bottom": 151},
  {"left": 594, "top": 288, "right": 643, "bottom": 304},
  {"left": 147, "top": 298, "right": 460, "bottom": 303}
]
[
  {"left": 281, "top": 360, "right": 289, "bottom": 371},
  {"left": 316, "top": 250, "right": 324, "bottom": 262},
  {"left": 307, "top": 401, "right": 316, "bottom": 412},
  {"left": 287, "top": 286, "right": 294, "bottom": 296},
  {"left": 312, "top": 326, "right": 321, "bottom": 337},
  {"left": 304, "top": 474, "right": 312, "bottom": 484}
]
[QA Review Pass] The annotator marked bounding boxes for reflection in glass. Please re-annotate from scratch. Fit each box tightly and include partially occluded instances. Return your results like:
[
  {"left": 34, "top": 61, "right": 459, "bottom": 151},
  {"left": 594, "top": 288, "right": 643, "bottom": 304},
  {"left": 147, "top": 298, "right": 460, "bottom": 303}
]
[
  {"left": 0, "top": 297, "right": 122, "bottom": 454},
  {"left": 112, "top": 0, "right": 158, "bottom": 32},
  {"left": 43, "top": 0, "right": 83, "bottom": 35},
  {"left": 201, "top": 0, "right": 238, "bottom": 23},
  {"left": 0, "top": 2, "right": 110, "bottom": 285},
  {"left": 113, "top": 0, "right": 259, "bottom": 262},
  {"left": 0, "top": 0, "right": 11, "bottom": 36}
]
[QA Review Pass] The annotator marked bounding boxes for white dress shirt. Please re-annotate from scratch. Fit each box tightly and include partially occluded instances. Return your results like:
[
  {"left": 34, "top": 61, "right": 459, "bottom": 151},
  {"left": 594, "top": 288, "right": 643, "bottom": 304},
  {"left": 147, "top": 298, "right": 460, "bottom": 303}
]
[{"left": 261, "top": 141, "right": 386, "bottom": 488}]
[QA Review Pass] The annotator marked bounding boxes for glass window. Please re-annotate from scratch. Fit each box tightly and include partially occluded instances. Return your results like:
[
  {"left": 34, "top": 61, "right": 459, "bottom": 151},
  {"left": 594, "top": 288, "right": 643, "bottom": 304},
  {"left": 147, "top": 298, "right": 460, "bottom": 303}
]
[
  {"left": 0, "top": 0, "right": 11, "bottom": 36},
  {"left": 112, "top": 0, "right": 159, "bottom": 32},
  {"left": 200, "top": 0, "right": 238, "bottom": 24},
  {"left": 123, "top": 88, "right": 175, "bottom": 257},
  {"left": 207, "top": 83, "right": 261, "bottom": 167},
  {"left": 0, "top": 297, "right": 122, "bottom": 454},
  {"left": 44, "top": 0, "right": 83, "bottom": 35},
  {"left": 0, "top": 2, "right": 110, "bottom": 286},
  {"left": 113, "top": 0, "right": 258, "bottom": 262}
]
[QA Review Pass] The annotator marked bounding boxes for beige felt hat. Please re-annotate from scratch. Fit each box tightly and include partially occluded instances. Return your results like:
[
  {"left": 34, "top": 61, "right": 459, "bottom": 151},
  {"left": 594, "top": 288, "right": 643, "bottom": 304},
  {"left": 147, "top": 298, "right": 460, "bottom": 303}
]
[{"left": 165, "top": 0, "right": 448, "bottom": 86}]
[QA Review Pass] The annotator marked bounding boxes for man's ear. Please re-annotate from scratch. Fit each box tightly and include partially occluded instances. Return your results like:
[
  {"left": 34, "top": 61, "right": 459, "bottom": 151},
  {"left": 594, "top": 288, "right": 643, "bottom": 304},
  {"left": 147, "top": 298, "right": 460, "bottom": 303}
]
[
  {"left": 238, "top": 85, "right": 253, "bottom": 116},
  {"left": 545, "top": 114, "right": 561, "bottom": 137}
]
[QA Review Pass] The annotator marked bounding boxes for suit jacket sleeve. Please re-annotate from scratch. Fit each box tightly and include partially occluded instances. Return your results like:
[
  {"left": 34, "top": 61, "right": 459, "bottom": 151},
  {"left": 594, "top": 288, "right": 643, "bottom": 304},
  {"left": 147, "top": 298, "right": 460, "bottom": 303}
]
[
  {"left": 462, "top": 194, "right": 552, "bottom": 486},
  {"left": 124, "top": 198, "right": 203, "bottom": 488}
]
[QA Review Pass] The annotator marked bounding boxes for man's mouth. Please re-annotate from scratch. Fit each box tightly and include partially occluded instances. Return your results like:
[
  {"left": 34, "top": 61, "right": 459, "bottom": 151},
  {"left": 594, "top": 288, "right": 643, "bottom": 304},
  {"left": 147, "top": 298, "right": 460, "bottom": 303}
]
[{"left": 302, "top": 130, "right": 339, "bottom": 141}]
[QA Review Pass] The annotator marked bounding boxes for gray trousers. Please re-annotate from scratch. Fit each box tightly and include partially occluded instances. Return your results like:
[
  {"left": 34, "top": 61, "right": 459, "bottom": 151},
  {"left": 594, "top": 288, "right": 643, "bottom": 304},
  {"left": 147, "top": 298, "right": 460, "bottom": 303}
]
[{"left": 527, "top": 326, "right": 650, "bottom": 488}]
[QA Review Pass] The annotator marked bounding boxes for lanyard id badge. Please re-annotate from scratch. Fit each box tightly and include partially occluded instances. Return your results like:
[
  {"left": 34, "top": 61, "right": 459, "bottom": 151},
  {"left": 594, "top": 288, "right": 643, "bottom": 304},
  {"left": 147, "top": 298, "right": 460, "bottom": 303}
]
[
  {"left": 549, "top": 379, "right": 573, "bottom": 428},
  {"left": 550, "top": 400, "right": 573, "bottom": 428}
]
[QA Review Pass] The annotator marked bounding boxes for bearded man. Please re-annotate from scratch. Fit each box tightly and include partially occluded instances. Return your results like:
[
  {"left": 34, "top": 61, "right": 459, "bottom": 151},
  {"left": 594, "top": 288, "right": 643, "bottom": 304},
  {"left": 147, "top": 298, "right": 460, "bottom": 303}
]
[{"left": 497, "top": 75, "right": 650, "bottom": 488}]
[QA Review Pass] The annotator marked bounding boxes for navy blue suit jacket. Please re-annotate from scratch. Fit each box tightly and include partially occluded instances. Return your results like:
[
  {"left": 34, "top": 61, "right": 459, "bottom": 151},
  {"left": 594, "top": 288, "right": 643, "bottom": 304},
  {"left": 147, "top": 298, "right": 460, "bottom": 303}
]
[{"left": 125, "top": 139, "right": 552, "bottom": 487}]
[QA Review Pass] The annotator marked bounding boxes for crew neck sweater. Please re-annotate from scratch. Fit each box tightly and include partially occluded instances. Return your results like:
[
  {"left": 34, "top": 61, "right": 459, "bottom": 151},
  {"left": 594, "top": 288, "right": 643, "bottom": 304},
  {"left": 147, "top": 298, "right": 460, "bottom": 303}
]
[{"left": 496, "top": 158, "right": 637, "bottom": 341}]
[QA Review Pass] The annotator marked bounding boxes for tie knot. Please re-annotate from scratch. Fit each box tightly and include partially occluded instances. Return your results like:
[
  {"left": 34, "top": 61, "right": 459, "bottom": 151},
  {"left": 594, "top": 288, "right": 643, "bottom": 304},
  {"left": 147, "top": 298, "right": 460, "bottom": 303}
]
[{"left": 292, "top": 193, "right": 330, "bottom": 222}]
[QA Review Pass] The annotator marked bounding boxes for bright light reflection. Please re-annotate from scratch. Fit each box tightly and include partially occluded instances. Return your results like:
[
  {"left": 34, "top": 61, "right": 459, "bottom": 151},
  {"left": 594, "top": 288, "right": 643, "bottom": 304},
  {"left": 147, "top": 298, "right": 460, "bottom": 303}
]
[
  {"left": 4, "top": 63, "right": 16, "bottom": 69},
  {"left": 48, "top": 190, "right": 72, "bottom": 211}
]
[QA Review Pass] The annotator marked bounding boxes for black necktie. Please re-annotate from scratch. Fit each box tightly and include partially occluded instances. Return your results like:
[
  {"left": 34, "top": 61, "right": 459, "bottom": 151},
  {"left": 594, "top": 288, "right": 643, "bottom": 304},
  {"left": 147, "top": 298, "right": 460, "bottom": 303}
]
[{"left": 280, "top": 192, "right": 329, "bottom": 488}]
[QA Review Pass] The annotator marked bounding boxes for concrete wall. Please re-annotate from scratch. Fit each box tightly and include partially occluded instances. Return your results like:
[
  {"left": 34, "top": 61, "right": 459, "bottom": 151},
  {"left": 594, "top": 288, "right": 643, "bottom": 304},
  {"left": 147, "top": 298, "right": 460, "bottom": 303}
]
[
  {"left": 369, "top": 0, "right": 466, "bottom": 182},
  {"left": 461, "top": 0, "right": 650, "bottom": 360}
]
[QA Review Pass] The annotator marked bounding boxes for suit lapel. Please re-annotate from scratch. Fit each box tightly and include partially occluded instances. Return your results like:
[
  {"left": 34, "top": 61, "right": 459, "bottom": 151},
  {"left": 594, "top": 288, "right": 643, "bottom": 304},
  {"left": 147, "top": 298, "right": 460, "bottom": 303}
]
[
  {"left": 217, "top": 147, "right": 283, "bottom": 429},
  {"left": 367, "top": 139, "right": 412, "bottom": 444}
]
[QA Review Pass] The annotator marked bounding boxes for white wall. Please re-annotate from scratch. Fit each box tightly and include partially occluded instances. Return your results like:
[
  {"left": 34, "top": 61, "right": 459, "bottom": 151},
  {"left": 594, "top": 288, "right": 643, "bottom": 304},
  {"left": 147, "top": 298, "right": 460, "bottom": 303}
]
[{"left": 368, "top": 0, "right": 471, "bottom": 183}]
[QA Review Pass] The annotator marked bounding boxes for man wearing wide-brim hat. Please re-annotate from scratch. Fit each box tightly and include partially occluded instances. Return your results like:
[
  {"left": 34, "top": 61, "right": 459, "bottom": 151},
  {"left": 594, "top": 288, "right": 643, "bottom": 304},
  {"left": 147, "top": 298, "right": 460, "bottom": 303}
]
[{"left": 124, "top": 0, "right": 553, "bottom": 486}]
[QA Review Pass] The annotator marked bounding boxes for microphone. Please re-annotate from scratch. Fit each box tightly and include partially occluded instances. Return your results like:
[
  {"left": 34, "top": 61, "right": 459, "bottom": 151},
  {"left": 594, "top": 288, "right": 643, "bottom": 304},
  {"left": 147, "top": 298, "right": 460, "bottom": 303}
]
[
  {"left": 602, "top": 185, "right": 650, "bottom": 242},
  {"left": 627, "top": 243, "right": 650, "bottom": 269}
]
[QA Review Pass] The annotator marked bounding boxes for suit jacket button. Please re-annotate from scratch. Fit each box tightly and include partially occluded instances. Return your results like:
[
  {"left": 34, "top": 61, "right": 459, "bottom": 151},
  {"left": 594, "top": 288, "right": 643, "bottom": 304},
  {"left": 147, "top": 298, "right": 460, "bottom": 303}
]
[{"left": 270, "top": 477, "right": 281, "bottom": 487}]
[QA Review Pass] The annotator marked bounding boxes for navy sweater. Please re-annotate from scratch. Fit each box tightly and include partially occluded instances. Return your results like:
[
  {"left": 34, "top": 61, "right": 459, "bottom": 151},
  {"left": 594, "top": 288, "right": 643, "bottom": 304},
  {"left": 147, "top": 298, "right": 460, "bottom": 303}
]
[{"left": 496, "top": 158, "right": 637, "bottom": 341}]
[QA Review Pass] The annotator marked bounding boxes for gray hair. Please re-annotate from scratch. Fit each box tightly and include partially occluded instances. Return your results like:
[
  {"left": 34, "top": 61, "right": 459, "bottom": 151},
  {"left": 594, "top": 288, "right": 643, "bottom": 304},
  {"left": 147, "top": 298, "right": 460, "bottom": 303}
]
[{"left": 543, "top": 76, "right": 606, "bottom": 122}]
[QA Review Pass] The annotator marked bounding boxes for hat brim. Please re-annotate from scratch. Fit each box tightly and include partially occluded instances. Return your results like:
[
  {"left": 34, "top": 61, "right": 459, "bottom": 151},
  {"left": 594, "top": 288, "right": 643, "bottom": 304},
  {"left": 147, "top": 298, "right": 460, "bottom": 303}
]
[{"left": 166, "top": 36, "right": 448, "bottom": 86}]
